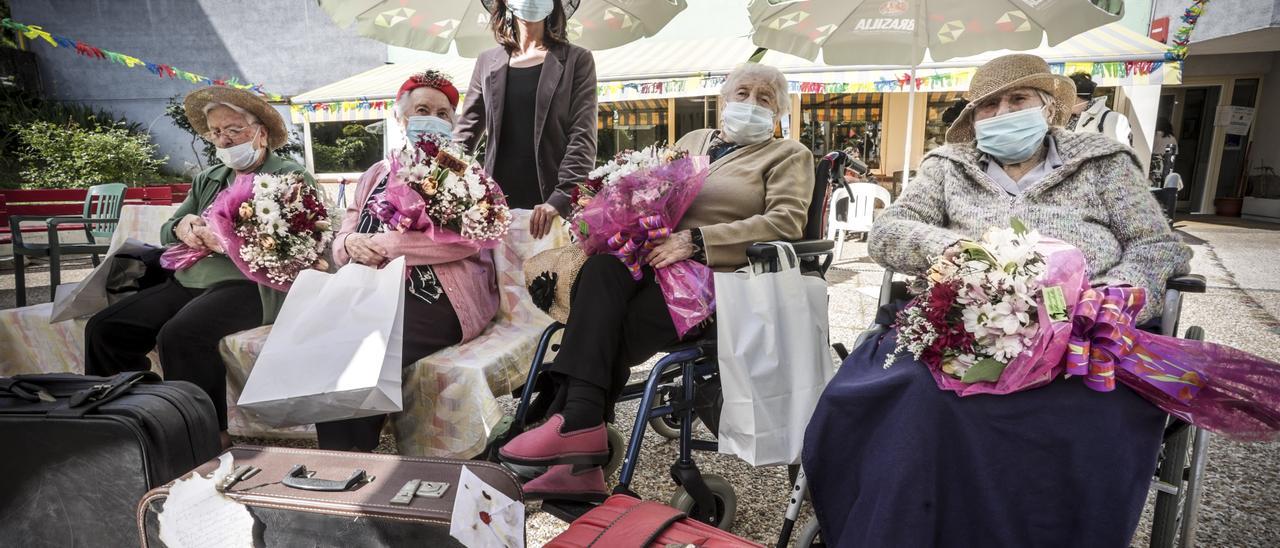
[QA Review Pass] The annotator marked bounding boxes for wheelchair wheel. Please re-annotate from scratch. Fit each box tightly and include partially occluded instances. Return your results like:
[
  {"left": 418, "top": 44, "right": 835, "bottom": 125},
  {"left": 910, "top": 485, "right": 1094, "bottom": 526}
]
[
  {"left": 648, "top": 384, "right": 698, "bottom": 440},
  {"left": 505, "top": 425, "right": 626, "bottom": 481},
  {"left": 796, "top": 516, "right": 826, "bottom": 547},
  {"left": 669, "top": 474, "right": 737, "bottom": 531},
  {"left": 1150, "top": 325, "right": 1205, "bottom": 548}
]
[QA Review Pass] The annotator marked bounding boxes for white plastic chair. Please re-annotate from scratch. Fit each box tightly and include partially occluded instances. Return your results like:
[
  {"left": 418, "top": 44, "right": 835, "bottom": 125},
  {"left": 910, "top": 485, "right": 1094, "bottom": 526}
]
[{"left": 826, "top": 182, "right": 891, "bottom": 261}]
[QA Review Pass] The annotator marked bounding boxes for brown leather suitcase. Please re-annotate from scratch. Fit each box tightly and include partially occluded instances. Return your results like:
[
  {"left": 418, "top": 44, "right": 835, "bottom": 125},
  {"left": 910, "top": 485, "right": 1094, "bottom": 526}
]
[{"left": 137, "top": 445, "right": 523, "bottom": 547}]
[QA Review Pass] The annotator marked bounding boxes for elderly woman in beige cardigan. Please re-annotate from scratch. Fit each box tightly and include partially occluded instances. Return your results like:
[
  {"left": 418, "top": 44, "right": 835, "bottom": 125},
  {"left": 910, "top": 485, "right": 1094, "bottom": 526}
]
[
  {"left": 498, "top": 63, "right": 813, "bottom": 501},
  {"left": 803, "top": 54, "right": 1192, "bottom": 547}
]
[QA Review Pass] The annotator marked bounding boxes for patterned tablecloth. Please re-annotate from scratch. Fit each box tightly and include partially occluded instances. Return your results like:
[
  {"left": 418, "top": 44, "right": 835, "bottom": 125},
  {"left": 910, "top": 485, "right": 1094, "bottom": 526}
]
[
  {"left": 0, "top": 205, "right": 178, "bottom": 377},
  {"left": 219, "top": 210, "right": 568, "bottom": 453}
]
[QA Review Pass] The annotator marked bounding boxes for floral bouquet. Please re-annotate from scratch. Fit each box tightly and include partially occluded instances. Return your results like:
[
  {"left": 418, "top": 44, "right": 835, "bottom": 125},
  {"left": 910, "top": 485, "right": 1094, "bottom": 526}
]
[
  {"left": 160, "top": 172, "right": 333, "bottom": 291},
  {"left": 369, "top": 134, "right": 511, "bottom": 248},
  {"left": 573, "top": 146, "right": 714, "bottom": 337},
  {"left": 888, "top": 220, "right": 1088, "bottom": 394},
  {"left": 893, "top": 220, "right": 1280, "bottom": 441}
]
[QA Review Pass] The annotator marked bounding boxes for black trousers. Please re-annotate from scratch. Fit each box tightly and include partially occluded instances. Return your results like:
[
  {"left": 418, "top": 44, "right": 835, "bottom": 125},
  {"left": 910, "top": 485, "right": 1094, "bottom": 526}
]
[
  {"left": 84, "top": 279, "right": 264, "bottom": 431},
  {"left": 315, "top": 291, "right": 463, "bottom": 452},
  {"left": 549, "top": 255, "right": 686, "bottom": 406}
]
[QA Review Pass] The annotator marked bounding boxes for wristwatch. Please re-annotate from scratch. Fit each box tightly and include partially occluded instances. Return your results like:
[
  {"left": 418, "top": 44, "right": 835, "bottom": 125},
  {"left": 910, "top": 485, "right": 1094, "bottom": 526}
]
[{"left": 690, "top": 228, "right": 707, "bottom": 264}]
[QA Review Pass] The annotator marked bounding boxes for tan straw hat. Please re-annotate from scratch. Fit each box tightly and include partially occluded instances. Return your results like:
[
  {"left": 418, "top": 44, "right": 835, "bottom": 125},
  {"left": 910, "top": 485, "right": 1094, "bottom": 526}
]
[
  {"left": 945, "top": 54, "right": 1077, "bottom": 143},
  {"left": 524, "top": 245, "right": 588, "bottom": 324},
  {"left": 183, "top": 86, "right": 289, "bottom": 150}
]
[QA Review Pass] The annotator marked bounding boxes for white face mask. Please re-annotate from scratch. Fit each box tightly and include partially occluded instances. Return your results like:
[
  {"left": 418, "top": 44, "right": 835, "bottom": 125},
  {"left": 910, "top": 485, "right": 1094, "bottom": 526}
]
[
  {"left": 722, "top": 101, "right": 775, "bottom": 145},
  {"left": 405, "top": 115, "right": 453, "bottom": 144},
  {"left": 214, "top": 128, "right": 263, "bottom": 171},
  {"left": 507, "top": 0, "right": 554, "bottom": 22}
]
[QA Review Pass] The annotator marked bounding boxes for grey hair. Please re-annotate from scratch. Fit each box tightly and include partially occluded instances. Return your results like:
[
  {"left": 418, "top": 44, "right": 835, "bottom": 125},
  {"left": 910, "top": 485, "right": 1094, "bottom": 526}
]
[
  {"left": 1033, "top": 88, "right": 1060, "bottom": 125},
  {"left": 721, "top": 63, "right": 791, "bottom": 117},
  {"left": 394, "top": 89, "right": 457, "bottom": 123},
  {"left": 202, "top": 101, "right": 259, "bottom": 126}
]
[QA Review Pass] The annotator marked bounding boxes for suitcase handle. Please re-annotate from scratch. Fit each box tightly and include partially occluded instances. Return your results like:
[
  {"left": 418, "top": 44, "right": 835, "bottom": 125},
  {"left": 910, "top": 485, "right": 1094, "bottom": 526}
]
[{"left": 282, "top": 464, "right": 368, "bottom": 492}]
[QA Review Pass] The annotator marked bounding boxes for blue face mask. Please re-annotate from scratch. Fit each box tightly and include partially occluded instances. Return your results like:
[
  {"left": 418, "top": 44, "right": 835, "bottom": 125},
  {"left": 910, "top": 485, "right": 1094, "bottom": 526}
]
[
  {"left": 405, "top": 115, "right": 452, "bottom": 144},
  {"left": 974, "top": 107, "right": 1050, "bottom": 164},
  {"left": 507, "top": 0, "right": 554, "bottom": 22}
]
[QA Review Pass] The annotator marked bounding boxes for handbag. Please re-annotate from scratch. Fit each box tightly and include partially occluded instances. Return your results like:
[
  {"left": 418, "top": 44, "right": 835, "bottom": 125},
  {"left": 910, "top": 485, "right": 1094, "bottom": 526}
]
[
  {"left": 237, "top": 257, "right": 406, "bottom": 427},
  {"left": 49, "top": 238, "right": 165, "bottom": 322},
  {"left": 713, "top": 242, "right": 834, "bottom": 466},
  {"left": 544, "top": 495, "right": 764, "bottom": 548},
  {"left": 523, "top": 245, "right": 588, "bottom": 324}
]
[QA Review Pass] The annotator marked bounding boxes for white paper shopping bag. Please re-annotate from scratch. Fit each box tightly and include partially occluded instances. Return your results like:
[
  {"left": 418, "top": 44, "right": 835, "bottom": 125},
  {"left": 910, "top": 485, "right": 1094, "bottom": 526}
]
[
  {"left": 714, "top": 243, "right": 834, "bottom": 466},
  {"left": 237, "top": 257, "right": 406, "bottom": 427}
]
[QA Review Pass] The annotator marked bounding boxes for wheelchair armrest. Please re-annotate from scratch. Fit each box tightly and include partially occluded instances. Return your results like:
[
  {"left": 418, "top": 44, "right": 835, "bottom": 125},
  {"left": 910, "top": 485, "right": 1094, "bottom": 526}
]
[
  {"left": 1167, "top": 274, "right": 1206, "bottom": 294},
  {"left": 745, "top": 240, "right": 835, "bottom": 261}
]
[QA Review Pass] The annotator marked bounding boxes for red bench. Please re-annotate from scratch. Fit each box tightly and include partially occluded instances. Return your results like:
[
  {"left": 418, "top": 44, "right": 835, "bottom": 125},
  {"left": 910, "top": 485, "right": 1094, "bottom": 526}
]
[{"left": 0, "top": 186, "right": 179, "bottom": 245}]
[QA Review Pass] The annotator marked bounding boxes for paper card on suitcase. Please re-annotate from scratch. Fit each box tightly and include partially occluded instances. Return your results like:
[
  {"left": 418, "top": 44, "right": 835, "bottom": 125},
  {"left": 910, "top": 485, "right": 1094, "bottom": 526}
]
[{"left": 237, "top": 258, "right": 406, "bottom": 427}]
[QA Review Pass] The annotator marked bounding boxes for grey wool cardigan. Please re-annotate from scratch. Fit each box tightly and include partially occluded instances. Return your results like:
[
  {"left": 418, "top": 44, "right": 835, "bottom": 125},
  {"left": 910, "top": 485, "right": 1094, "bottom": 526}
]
[{"left": 869, "top": 128, "right": 1191, "bottom": 322}]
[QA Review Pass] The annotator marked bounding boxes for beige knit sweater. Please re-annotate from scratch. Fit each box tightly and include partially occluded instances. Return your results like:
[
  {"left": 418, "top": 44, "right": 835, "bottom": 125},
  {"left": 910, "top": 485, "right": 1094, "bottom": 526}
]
[
  {"left": 674, "top": 129, "right": 814, "bottom": 269},
  {"left": 870, "top": 128, "right": 1191, "bottom": 322}
]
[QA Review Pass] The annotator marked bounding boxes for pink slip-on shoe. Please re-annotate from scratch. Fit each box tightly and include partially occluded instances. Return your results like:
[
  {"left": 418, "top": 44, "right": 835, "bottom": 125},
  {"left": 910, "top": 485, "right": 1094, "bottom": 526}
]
[
  {"left": 522, "top": 464, "right": 608, "bottom": 503},
  {"left": 498, "top": 414, "right": 609, "bottom": 467}
]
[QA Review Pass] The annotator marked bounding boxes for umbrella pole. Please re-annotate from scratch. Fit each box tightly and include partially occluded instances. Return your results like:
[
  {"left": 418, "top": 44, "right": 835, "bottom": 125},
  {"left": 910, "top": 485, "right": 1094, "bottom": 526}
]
[{"left": 901, "top": 66, "right": 917, "bottom": 192}]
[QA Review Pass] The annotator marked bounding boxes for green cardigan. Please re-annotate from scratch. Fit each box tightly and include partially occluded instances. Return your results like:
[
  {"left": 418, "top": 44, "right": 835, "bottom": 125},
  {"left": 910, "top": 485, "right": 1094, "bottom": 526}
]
[{"left": 161, "top": 153, "right": 317, "bottom": 324}]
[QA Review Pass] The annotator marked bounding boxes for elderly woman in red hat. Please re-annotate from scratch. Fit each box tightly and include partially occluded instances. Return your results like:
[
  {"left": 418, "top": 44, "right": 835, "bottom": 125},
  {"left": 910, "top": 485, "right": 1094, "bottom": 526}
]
[{"left": 322, "top": 71, "right": 500, "bottom": 452}]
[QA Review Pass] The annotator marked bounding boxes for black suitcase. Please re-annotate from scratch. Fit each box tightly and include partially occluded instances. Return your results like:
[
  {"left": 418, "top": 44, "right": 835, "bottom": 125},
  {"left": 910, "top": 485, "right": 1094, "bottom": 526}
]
[
  {"left": 0, "top": 371, "right": 222, "bottom": 547},
  {"left": 138, "top": 445, "right": 525, "bottom": 547}
]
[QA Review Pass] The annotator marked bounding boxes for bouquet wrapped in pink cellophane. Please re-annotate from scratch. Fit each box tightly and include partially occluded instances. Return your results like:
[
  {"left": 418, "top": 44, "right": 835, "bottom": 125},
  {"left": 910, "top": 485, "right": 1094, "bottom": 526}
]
[
  {"left": 159, "top": 172, "right": 332, "bottom": 291},
  {"left": 895, "top": 221, "right": 1280, "bottom": 441},
  {"left": 365, "top": 134, "right": 512, "bottom": 249},
  {"left": 575, "top": 151, "right": 714, "bottom": 337}
]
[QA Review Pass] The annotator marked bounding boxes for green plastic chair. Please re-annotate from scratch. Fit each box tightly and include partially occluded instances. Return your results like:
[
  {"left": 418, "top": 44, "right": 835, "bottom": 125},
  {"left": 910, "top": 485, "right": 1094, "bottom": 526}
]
[{"left": 11, "top": 183, "right": 127, "bottom": 307}]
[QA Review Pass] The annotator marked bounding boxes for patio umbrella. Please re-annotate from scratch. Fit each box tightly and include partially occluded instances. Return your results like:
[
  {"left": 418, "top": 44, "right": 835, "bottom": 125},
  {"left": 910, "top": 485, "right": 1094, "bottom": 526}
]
[
  {"left": 320, "top": 0, "right": 687, "bottom": 57},
  {"left": 748, "top": 0, "right": 1122, "bottom": 185}
]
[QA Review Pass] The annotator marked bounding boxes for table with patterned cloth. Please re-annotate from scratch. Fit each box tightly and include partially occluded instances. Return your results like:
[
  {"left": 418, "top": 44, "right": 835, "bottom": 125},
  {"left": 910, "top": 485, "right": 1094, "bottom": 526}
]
[
  {"left": 219, "top": 210, "right": 569, "bottom": 455},
  {"left": 0, "top": 204, "right": 177, "bottom": 377}
]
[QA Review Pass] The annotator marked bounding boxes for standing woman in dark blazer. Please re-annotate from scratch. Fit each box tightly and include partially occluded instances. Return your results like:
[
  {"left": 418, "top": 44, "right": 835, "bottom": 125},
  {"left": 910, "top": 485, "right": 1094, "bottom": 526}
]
[{"left": 455, "top": 0, "right": 598, "bottom": 239}]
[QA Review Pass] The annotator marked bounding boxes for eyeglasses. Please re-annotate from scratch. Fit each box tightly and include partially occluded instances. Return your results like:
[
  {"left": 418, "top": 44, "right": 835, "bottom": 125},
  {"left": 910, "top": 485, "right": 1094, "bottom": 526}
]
[{"left": 203, "top": 125, "right": 257, "bottom": 141}]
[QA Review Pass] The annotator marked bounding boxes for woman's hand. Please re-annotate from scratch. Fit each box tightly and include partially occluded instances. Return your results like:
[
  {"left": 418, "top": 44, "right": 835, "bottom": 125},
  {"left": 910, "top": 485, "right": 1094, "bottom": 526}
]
[
  {"left": 647, "top": 230, "right": 696, "bottom": 269},
  {"left": 175, "top": 214, "right": 208, "bottom": 251},
  {"left": 529, "top": 204, "right": 558, "bottom": 239},
  {"left": 345, "top": 233, "right": 388, "bottom": 266}
]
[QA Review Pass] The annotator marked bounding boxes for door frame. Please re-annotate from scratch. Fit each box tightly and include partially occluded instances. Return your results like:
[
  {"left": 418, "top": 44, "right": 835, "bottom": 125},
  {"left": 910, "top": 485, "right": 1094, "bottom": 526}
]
[{"left": 1168, "top": 73, "right": 1266, "bottom": 213}]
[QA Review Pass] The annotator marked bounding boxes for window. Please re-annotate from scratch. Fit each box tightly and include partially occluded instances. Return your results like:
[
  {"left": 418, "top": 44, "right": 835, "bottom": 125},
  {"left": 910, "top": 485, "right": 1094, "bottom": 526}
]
[
  {"left": 310, "top": 121, "right": 383, "bottom": 174},
  {"left": 800, "top": 93, "right": 884, "bottom": 169},
  {"left": 597, "top": 99, "right": 669, "bottom": 163},
  {"left": 923, "top": 92, "right": 965, "bottom": 154}
]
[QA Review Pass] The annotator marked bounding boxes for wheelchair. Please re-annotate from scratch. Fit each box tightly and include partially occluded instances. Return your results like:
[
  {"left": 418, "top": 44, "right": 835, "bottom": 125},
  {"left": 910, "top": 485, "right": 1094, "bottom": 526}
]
[
  {"left": 785, "top": 268, "right": 1210, "bottom": 548},
  {"left": 484, "top": 151, "right": 853, "bottom": 530}
]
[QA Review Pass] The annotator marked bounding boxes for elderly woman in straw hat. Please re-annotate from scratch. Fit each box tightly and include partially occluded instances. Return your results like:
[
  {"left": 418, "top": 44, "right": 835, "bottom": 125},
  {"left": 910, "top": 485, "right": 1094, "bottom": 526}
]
[
  {"left": 321, "top": 71, "right": 500, "bottom": 452},
  {"left": 84, "top": 86, "right": 316, "bottom": 448},
  {"left": 802, "top": 54, "right": 1191, "bottom": 546}
]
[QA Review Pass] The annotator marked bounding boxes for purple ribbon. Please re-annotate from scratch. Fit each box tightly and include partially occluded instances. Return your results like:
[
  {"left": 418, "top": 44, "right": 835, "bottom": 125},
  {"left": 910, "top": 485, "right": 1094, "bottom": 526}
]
[{"left": 607, "top": 215, "right": 671, "bottom": 280}]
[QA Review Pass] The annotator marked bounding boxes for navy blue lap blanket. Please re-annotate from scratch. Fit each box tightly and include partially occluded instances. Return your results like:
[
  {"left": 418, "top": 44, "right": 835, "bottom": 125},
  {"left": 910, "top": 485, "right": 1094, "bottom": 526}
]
[{"left": 802, "top": 325, "right": 1167, "bottom": 547}]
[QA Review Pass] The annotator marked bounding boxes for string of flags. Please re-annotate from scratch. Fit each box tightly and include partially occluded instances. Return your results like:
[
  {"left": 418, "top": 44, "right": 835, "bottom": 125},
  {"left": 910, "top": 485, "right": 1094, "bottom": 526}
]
[
  {"left": 1165, "top": 0, "right": 1211, "bottom": 61},
  {"left": 1, "top": 18, "right": 284, "bottom": 101}
]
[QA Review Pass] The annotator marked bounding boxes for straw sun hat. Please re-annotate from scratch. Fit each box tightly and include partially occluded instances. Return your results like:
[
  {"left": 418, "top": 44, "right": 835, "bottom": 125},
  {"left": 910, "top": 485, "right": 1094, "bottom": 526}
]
[
  {"left": 524, "top": 245, "right": 588, "bottom": 324},
  {"left": 183, "top": 86, "right": 289, "bottom": 150},
  {"left": 945, "top": 53, "right": 1078, "bottom": 143}
]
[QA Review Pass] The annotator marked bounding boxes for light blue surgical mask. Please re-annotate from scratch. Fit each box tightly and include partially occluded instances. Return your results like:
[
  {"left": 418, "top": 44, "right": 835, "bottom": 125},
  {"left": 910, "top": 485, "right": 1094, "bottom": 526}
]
[
  {"left": 507, "top": 0, "right": 554, "bottom": 22},
  {"left": 974, "top": 106, "right": 1050, "bottom": 164},
  {"left": 405, "top": 115, "right": 453, "bottom": 144}
]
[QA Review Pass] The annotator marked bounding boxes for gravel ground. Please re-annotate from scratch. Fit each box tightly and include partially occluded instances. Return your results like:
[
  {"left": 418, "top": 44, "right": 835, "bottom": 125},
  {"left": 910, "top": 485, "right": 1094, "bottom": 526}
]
[{"left": 4, "top": 219, "right": 1278, "bottom": 546}]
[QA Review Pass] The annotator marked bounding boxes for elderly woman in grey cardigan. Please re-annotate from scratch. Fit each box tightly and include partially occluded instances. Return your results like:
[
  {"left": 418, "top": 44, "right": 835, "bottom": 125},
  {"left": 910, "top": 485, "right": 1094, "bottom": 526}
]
[{"left": 803, "top": 54, "right": 1191, "bottom": 548}]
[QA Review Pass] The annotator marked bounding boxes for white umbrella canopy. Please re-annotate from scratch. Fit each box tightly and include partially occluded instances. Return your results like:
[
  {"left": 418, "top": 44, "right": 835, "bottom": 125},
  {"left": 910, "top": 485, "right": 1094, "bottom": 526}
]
[
  {"left": 748, "top": 0, "right": 1123, "bottom": 65},
  {"left": 320, "top": 0, "right": 688, "bottom": 57}
]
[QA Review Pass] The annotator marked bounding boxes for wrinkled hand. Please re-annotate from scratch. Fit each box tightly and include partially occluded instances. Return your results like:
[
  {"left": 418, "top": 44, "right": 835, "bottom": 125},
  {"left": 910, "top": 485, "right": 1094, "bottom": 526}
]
[
  {"left": 345, "top": 234, "right": 388, "bottom": 266},
  {"left": 312, "top": 258, "right": 330, "bottom": 271},
  {"left": 175, "top": 214, "right": 208, "bottom": 251},
  {"left": 647, "top": 230, "right": 696, "bottom": 269},
  {"left": 192, "top": 225, "right": 224, "bottom": 254},
  {"left": 529, "top": 204, "right": 558, "bottom": 239}
]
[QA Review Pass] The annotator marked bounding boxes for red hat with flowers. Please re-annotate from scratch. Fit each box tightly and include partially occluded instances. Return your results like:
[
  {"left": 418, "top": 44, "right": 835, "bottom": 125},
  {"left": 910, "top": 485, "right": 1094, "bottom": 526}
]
[{"left": 398, "top": 70, "right": 460, "bottom": 108}]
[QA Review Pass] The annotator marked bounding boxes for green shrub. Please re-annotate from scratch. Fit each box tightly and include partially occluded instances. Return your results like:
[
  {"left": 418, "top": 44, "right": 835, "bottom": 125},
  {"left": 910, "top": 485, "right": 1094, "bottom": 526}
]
[
  {"left": 14, "top": 120, "right": 168, "bottom": 188},
  {"left": 0, "top": 86, "right": 144, "bottom": 188}
]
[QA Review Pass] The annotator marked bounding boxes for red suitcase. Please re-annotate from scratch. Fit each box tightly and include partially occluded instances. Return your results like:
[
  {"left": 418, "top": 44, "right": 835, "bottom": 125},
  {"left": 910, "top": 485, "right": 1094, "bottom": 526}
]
[{"left": 545, "top": 495, "right": 764, "bottom": 547}]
